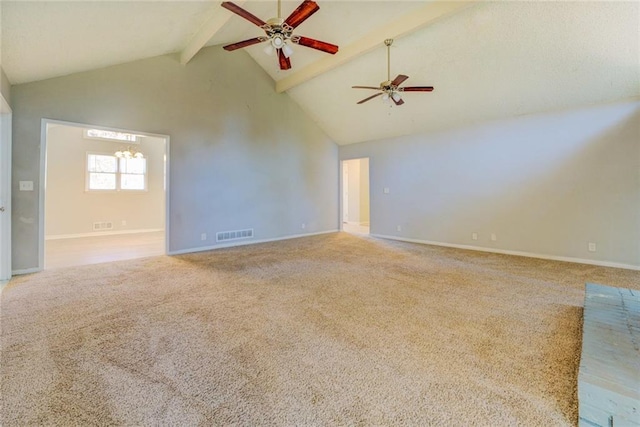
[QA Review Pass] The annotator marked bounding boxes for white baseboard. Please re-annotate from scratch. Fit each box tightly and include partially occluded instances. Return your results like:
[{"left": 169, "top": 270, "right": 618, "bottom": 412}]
[
  {"left": 45, "top": 228, "right": 164, "bottom": 240},
  {"left": 168, "top": 229, "right": 339, "bottom": 256},
  {"left": 12, "top": 267, "right": 41, "bottom": 276},
  {"left": 14, "top": 230, "right": 338, "bottom": 274},
  {"left": 371, "top": 234, "right": 640, "bottom": 271}
]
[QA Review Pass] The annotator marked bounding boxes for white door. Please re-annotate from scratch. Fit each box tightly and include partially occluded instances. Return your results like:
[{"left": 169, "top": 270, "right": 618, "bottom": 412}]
[
  {"left": 0, "top": 96, "right": 12, "bottom": 282},
  {"left": 342, "top": 162, "right": 349, "bottom": 223}
]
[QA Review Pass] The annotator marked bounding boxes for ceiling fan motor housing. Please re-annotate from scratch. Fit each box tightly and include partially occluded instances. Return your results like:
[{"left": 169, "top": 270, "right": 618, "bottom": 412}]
[
  {"left": 264, "top": 18, "right": 294, "bottom": 47},
  {"left": 381, "top": 80, "right": 393, "bottom": 90}
]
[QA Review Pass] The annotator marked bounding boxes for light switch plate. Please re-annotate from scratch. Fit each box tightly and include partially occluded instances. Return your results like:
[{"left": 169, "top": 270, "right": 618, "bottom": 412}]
[{"left": 19, "top": 181, "right": 34, "bottom": 191}]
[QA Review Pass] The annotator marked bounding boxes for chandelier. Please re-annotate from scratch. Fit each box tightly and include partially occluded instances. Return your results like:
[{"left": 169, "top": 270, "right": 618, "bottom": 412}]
[{"left": 115, "top": 146, "right": 144, "bottom": 159}]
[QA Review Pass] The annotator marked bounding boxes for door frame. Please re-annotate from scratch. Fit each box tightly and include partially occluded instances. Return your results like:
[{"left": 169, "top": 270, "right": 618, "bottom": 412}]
[
  {"left": 39, "top": 119, "right": 171, "bottom": 270},
  {"left": 0, "top": 95, "right": 12, "bottom": 283},
  {"left": 342, "top": 161, "right": 349, "bottom": 224}
]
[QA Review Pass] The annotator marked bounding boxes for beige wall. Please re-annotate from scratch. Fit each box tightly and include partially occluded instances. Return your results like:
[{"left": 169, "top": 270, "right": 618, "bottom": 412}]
[
  {"left": 11, "top": 46, "right": 338, "bottom": 271},
  {"left": 359, "top": 159, "right": 369, "bottom": 224},
  {"left": 345, "top": 159, "right": 360, "bottom": 223},
  {"left": 341, "top": 98, "right": 640, "bottom": 268},
  {"left": 344, "top": 158, "right": 369, "bottom": 224},
  {"left": 45, "top": 124, "right": 165, "bottom": 237}
]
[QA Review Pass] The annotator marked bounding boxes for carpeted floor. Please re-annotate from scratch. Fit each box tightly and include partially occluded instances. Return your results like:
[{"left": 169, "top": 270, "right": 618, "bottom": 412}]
[{"left": 1, "top": 232, "right": 638, "bottom": 426}]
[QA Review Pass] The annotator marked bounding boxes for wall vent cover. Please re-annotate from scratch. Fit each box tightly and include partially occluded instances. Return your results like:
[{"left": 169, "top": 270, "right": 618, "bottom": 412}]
[
  {"left": 93, "top": 221, "right": 113, "bottom": 231},
  {"left": 216, "top": 228, "right": 253, "bottom": 242}
]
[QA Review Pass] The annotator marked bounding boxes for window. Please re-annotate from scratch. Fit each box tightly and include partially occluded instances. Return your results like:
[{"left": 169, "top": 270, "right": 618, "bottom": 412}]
[
  {"left": 86, "top": 153, "right": 147, "bottom": 191},
  {"left": 119, "top": 157, "right": 146, "bottom": 190},
  {"left": 87, "top": 154, "right": 117, "bottom": 190}
]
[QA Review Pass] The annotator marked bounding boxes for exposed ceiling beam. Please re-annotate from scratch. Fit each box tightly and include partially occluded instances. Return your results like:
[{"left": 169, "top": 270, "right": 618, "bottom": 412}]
[
  {"left": 180, "top": 1, "right": 246, "bottom": 65},
  {"left": 275, "top": 1, "right": 477, "bottom": 93}
]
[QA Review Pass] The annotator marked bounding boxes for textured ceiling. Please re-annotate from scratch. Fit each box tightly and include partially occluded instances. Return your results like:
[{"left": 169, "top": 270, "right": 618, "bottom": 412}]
[
  {"left": 1, "top": 1, "right": 638, "bottom": 145},
  {"left": 287, "top": 1, "right": 640, "bottom": 144},
  {"left": 0, "top": 1, "right": 213, "bottom": 85}
]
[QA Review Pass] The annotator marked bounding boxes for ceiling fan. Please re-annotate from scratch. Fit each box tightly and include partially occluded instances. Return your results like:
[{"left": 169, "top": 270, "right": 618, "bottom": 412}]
[
  {"left": 353, "top": 39, "right": 434, "bottom": 106},
  {"left": 221, "top": 0, "right": 339, "bottom": 70}
]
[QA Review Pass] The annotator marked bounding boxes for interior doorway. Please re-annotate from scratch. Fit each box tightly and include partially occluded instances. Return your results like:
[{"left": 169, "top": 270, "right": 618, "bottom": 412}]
[
  {"left": 341, "top": 158, "right": 370, "bottom": 235},
  {"left": 0, "top": 95, "right": 12, "bottom": 283},
  {"left": 41, "top": 120, "right": 169, "bottom": 269}
]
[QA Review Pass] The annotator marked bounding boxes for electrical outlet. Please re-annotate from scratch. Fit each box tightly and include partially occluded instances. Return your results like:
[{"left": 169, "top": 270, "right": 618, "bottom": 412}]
[
  {"left": 201, "top": 233, "right": 207, "bottom": 241},
  {"left": 383, "top": 187, "right": 390, "bottom": 194},
  {"left": 588, "top": 242, "right": 596, "bottom": 252},
  {"left": 121, "top": 220, "right": 127, "bottom": 226},
  {"left": 472, "top": 232, "right": 478, "bottom": 241},
  {"left": 396, "top": 225, "right": 402, "bottom": 232},
  {"left": 491, "top": 233, "right": 497, "bottom": 241},
  {"left": 301, "top": 223, "right": 306, "bottom": 229}
]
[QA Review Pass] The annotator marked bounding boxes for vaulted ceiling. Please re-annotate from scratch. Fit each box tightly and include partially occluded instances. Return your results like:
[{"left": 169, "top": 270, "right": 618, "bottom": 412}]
[{"left": 2, "top": 1, "right": 638, "bottom": 145}]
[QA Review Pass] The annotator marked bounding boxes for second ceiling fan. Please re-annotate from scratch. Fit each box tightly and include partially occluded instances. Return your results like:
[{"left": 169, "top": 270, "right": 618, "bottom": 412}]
[
  {"left": 222, "top": 0, "right": 339, "bottom": 70},
  {"left": 353, "top": 39, "right": 434, "bottom": 106}
]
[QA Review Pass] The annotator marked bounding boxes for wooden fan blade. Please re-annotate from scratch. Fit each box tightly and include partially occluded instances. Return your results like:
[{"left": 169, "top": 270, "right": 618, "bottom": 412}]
[
  {"left": 392, "top": 97, "right": 405, "bottom": 106},
  {"left": 285, "top": 0, "right": 320, "bottom": 29},
  {"left": 223, "top": 37, "right": 265, "bottom": 51},
  {"left": 402, "top": 86, "right": 434, "bottom": 92},
  {"left": 357, "top": 92, "right": 383, "bottom": 104},
  {"left": 352, "top": 86, "right": 380, "bottom": 90},
  {"left": 278, "top": 49, "right": 292, "bottom": 70},
  {"left": 391, "top": 74, "right": 409, "bottom": 86},
  {"left": 221, "top": 2, "right": 267, "bottom": 27},
  {"left": 294, "top": 36, "right": 338, "bottom": 54}
]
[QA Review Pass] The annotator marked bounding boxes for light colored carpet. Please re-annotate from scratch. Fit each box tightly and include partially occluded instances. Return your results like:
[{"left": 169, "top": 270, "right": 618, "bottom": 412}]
[{"left": 1, "top": 232, "right": 638, "bottom": 426}]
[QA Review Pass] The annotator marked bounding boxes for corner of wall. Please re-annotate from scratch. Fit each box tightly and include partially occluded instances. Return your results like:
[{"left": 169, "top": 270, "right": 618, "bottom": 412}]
[{"left": 1, "top": 67, "right": 12, "bottom": 107}]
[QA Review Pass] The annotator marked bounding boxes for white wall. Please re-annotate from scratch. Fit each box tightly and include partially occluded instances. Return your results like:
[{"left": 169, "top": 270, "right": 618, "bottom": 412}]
[
  {"left": 340, "top": 99, "right": 640, "bottom": 268},
  {"left": 11, "top": 46, "right": 338, "bottom": 271},
  {"left": 45, "top": 124, "right": 165, "bottom": 237}
]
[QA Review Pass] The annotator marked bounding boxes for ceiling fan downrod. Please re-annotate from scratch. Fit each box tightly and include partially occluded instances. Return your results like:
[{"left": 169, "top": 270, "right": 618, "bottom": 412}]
[{"left": 385, "top": 39, "right": 393, "bottom": 83}]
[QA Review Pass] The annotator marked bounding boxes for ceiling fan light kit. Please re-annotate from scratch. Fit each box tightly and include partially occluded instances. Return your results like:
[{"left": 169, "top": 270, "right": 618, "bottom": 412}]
[
  {"left": 352, "top": 39, "right": 434, "bottom": 107},
  {"left": 222, "top": 0, "right": 339, "bottom": 70}
]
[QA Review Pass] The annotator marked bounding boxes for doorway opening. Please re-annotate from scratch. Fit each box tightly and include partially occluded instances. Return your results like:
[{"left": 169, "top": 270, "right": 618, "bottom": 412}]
[
  {"left": 0, "top": 95, "right": 12, "bottom": 283},
  {"left": 341, "top": 158, "right": 370, "bottom": 235},
  {"left": 41, "top": 120, "right": 169, "bottom": 270}
]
